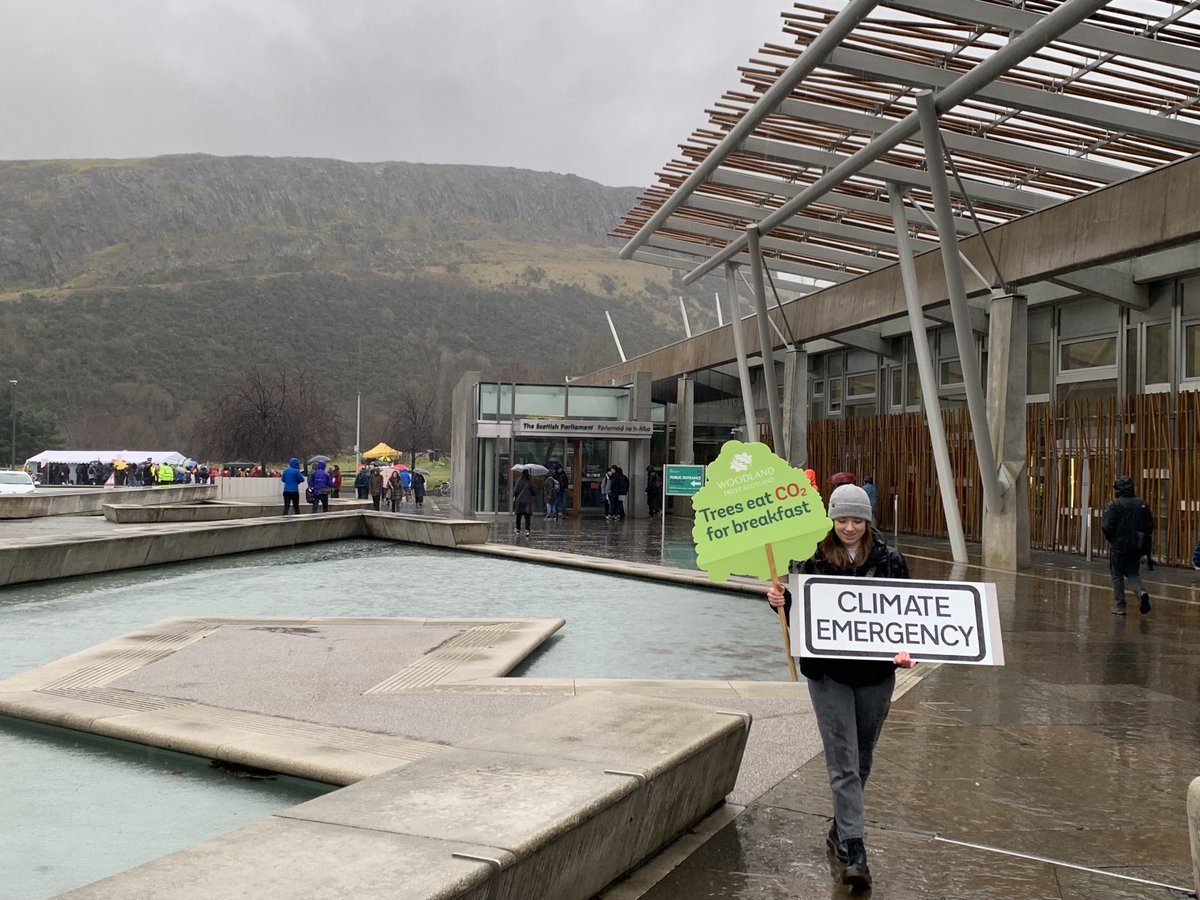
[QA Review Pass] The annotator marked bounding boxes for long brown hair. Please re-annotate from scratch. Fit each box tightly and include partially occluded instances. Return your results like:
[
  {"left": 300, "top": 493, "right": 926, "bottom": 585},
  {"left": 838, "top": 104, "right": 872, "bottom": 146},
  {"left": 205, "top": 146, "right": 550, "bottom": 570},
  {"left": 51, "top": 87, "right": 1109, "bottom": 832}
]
[{"left": 818, "top": 524, "right": 875, "bottom": 573}]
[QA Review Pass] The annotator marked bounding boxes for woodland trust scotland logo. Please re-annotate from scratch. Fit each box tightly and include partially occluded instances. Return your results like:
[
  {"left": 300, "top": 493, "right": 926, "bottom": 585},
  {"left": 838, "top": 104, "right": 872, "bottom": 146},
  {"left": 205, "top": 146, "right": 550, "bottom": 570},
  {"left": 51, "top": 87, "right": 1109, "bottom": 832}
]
[{"left": 691, "top": 440, "right": 833, "bottom": 583}]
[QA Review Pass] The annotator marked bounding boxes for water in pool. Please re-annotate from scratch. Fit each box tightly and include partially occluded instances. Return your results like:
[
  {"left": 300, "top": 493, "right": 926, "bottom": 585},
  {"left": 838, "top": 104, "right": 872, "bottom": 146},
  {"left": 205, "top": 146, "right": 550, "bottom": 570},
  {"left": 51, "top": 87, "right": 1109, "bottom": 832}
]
[{"left": 0, "top": 539, "right": 784, "bottom": 897}]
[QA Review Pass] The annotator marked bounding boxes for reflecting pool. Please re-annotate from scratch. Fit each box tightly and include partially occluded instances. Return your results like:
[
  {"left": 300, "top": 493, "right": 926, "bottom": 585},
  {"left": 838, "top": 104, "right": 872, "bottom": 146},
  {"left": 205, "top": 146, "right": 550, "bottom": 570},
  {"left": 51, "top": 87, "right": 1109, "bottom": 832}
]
[{"left": 0, "top": 539, "right": 781, "bottom": 897}]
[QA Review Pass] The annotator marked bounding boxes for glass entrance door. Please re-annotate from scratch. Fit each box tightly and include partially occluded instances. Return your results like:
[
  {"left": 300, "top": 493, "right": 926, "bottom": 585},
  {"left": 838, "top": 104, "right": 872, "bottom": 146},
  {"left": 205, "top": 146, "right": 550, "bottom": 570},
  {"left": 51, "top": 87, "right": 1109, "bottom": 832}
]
[{"left": 578, "top": 439, "right": 610, "bottom": 515}]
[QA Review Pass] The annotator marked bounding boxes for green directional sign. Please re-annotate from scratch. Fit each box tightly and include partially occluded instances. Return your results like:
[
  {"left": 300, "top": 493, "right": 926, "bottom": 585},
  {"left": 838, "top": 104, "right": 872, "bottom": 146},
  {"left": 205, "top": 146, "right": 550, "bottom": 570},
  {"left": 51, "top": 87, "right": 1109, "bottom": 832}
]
[{"left": 665, "top": 464, "right": 705, "bottom": 496}]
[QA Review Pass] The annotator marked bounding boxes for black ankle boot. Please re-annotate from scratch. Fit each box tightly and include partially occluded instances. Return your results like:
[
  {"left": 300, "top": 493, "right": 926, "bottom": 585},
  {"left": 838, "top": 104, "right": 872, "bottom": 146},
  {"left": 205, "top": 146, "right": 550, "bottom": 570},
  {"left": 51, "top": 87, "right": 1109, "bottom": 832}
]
[
  {"left": 842, "top": 838, "right": 872, "bottom": 889},
  {"left": 826, "top": 821, "right": 848, "bottom": 861}
]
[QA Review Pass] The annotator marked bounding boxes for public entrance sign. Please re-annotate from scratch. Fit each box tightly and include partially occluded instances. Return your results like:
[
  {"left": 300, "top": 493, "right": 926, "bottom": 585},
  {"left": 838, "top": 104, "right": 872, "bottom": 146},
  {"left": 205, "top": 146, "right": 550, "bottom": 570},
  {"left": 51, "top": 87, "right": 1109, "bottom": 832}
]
[
  {"left": 789, "top": 574, "right": 1005, "bottom": 665},
  {"left": 664, "top": 464, "right": 705, "bottom": 496},
  {"left": 690, "top": 441, "right": 832, "bottom": 584}
]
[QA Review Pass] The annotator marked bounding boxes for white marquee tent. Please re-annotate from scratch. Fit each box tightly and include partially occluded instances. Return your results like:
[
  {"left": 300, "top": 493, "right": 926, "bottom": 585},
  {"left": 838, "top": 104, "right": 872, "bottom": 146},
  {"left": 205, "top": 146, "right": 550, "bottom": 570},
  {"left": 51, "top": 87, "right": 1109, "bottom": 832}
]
[{"left": 25, "top": 450, "right": 187, "bottom": 466}]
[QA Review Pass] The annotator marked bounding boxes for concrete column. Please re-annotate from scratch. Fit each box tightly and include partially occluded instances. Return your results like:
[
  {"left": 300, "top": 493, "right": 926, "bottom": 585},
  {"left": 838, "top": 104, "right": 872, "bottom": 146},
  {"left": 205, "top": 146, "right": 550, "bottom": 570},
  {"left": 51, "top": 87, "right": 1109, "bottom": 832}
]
[
  {"left": 675, "top": 375, "right": 695, "bottom": 465},
  {"left": 450, "top": 371, "right": 482, "bottom": 517},
  {"left": 982, "top": 293, "right": 1031, "bottom": 570},
  {"left": 673, "top": 374, "right": 696, "bottom": 520},
  {"left": 627, "top": 370, "right": 652, "bottom": 518},
  {"left": 781, "top": 348, "right": 809, "bottom": 466}
]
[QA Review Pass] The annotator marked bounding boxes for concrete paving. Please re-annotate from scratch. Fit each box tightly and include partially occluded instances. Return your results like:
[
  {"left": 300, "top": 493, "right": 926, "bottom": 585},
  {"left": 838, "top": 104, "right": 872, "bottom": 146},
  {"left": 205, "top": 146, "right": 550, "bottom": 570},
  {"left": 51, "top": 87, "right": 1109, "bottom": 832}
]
[{"left": 2, "top": 507, "right": 1200, "bottom": 896}]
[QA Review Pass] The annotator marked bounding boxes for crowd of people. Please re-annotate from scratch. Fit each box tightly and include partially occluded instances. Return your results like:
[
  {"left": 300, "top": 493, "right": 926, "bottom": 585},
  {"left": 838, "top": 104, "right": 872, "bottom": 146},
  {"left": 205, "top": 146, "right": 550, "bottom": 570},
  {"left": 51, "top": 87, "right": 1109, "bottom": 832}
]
[{"left": 35, "top": 460, "right": 223, "bottom": 486}]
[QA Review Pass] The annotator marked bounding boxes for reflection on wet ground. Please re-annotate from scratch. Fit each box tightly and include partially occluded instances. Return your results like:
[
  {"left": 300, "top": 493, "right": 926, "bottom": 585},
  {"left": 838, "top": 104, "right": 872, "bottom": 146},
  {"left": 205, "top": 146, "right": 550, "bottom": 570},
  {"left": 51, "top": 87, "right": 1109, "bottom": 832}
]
[{"left": 602, "top": 524, "right": 1200, "bottom": 898}]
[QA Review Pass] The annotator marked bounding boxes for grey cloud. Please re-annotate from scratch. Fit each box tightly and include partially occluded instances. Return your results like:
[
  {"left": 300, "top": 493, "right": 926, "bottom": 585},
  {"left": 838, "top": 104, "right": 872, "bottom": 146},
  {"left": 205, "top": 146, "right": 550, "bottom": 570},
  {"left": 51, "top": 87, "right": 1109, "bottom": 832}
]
[{"left": 0, "top": 0, "right": 791, "bottom": 187}]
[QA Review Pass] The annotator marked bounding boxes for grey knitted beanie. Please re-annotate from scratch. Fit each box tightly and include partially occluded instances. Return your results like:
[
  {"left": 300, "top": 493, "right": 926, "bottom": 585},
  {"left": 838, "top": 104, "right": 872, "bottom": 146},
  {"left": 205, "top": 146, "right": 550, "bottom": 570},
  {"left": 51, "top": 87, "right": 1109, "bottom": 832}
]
[{"left": 828, "top": 484, "right": 873, "bottom": 523}]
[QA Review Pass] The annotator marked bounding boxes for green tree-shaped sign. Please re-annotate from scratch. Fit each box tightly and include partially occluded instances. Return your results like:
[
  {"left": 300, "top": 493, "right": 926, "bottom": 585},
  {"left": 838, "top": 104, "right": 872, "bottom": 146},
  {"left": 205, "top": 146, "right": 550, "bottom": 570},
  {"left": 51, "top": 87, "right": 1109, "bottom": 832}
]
[{"left": 692, "top": 440, "right": 832, "bottom": 583}]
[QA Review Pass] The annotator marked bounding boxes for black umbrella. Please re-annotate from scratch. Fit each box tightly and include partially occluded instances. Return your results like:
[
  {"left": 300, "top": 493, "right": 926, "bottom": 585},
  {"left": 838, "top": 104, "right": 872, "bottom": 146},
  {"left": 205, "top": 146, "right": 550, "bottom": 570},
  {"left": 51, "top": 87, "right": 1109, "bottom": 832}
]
[{"left": 309, "top": 454, "right": 332, "bottom": 465}]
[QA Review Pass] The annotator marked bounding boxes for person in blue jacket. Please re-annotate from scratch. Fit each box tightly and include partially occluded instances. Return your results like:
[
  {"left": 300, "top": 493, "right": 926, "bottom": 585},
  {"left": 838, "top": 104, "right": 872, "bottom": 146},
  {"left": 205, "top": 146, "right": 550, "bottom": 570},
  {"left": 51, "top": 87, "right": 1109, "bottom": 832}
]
[
  {"left": 280, "top": 457, "right": 305, "bottom": 515},
  {"left": 400, "top": 467, "right": 412, "bottom": 503},
  {"left": 307, "top": 460, "right": 333, "bottom": 513},
  {"left": 1192, "top": 533, "right": 1200, "bottom": 571}
]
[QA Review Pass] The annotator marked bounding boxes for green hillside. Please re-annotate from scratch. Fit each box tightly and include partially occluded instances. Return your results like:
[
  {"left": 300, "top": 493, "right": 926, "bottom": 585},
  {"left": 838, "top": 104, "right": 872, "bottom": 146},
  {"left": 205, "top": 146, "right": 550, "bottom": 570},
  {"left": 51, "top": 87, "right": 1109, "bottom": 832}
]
[{"left": 0, "top": 155, "right": 724, "bottom": 453}]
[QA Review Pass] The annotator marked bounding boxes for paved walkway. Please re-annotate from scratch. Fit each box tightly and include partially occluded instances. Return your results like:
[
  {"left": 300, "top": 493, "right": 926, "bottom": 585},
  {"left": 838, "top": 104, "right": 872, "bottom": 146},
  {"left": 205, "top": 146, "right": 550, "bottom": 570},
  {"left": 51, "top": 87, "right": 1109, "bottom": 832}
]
[
  {"left": 4, "top": 506, "right": 1199, "bottom": 897},
  {"left": 569, "top": 520, "right": 1200, "bottom": 899}
]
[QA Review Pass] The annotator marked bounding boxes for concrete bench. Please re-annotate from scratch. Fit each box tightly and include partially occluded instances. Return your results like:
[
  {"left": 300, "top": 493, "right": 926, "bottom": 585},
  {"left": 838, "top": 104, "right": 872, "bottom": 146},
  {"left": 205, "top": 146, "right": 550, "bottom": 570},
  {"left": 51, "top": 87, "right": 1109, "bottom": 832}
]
[{"left": 62, "top": 691, "right": 750, "bottom": 899}]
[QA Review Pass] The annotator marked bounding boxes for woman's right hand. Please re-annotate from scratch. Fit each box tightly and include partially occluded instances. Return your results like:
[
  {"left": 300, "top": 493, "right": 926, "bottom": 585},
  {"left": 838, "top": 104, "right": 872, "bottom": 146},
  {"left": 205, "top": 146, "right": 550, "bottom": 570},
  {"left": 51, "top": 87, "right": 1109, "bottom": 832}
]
[{"left": 767, "top": 585, "right": 786, "bottom": 608}]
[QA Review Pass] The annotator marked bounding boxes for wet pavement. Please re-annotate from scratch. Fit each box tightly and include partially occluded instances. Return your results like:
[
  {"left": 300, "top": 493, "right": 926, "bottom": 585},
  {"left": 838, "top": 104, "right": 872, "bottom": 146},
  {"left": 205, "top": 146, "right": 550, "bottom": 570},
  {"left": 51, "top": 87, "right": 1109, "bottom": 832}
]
[
  {"left": 507, "top": 515, "right": 1200, "bottom": 898},
  {"left": 5, "top": 505, "right": 1200, "bottom": 897}
]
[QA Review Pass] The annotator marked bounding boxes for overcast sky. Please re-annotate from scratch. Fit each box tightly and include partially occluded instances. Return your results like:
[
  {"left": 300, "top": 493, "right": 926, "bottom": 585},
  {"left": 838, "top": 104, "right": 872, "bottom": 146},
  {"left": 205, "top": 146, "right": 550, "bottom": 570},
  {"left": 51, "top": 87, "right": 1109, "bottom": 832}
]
[{"left": 0, "top": 1, "right": 795, "bottom": 188}]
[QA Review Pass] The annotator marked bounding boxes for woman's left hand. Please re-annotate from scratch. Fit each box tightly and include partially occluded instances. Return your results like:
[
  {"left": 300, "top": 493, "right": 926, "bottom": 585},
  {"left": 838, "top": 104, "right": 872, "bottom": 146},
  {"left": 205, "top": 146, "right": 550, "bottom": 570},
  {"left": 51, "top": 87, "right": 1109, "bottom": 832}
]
[{"left": 893, "top": 651, "right": 916, "bottom": 668}]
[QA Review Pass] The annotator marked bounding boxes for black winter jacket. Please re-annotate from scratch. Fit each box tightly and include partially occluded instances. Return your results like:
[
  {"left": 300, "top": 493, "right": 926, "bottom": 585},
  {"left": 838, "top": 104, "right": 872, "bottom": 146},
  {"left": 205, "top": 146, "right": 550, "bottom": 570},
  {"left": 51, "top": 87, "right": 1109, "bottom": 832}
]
[
  {"left": 777, "top": 528, "right": 910, "bottom": 686},
  {"left": 1101, "top": 476, "right": 1155, "bottom": 557}
]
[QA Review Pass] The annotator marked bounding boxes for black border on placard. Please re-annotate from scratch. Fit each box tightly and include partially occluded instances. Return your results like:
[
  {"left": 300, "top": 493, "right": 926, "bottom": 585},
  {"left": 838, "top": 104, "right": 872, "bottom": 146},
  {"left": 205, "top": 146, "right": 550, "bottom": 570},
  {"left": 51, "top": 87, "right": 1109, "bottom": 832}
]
[{"left": 801, "top": 576, "right": 987, "bottom": 663}]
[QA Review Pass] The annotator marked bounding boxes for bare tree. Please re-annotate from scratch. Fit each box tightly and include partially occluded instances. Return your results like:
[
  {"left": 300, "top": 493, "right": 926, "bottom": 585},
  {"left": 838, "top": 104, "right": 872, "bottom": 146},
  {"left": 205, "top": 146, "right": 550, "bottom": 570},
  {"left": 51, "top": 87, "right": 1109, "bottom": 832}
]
[
  {"left": 385, "top": 384, "right": 441, "bottom": 469},
  {"left": 192, "top": 365, "right": 343, "bottom": 469}
]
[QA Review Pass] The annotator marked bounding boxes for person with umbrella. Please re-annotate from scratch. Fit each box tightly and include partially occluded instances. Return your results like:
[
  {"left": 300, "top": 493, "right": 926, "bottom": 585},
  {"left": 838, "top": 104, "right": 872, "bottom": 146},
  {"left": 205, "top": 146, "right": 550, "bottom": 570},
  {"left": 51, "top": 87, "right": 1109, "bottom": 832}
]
[
  {"left": 308, "top": 460, "right": 334, "bottom": 513},
  {"left": 512, "top": 468, "right": 535, "bottom": 535},
  {"left": 411, "top": 469, "right": 427, "bottom": 507}
]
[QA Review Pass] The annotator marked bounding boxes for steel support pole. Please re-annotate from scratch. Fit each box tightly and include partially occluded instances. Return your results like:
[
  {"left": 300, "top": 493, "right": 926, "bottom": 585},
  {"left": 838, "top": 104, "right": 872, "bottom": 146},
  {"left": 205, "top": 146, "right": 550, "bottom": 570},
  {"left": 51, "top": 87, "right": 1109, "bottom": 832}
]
[
  {"left": 617, "top": 0, "right": 883, "bottom": 260},
  {"left": 915, "top": 91, "right": 1003, "bottom": 514},
  {"left": 679, "top": 0, "right": 1110, "bottom": 285},
  {"left": 887, "top": 184, "right": 968, "bottom": 563},
  {"left": 746, "top": 228, "right": 785, "bottom": 451},
  {"left": 724, "top": 263, "right": 759, "bottom": 438}
]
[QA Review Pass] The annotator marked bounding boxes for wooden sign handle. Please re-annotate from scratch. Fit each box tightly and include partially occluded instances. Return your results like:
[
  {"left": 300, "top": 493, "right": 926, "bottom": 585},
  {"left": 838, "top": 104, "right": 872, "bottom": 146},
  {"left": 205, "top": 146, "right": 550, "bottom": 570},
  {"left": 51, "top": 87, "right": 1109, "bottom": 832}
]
[{"left": 765, "top": 543, "right": 799, "bottom": 683}]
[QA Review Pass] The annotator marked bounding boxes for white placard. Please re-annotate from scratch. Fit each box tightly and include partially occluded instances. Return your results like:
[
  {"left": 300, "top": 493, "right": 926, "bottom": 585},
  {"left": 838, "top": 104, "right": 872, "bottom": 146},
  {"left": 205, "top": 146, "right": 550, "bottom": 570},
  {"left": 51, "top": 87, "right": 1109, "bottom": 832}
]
[{"left": 789, "top": 574, "right": 1004, "bottom": 666}]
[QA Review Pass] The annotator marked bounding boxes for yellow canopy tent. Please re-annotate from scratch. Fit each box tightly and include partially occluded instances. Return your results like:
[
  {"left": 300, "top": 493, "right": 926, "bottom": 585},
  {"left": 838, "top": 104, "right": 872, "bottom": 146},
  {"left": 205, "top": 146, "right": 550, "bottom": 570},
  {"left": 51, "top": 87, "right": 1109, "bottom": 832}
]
[{"left": 363, "top": 442, "right": 400, "bottom": 460}]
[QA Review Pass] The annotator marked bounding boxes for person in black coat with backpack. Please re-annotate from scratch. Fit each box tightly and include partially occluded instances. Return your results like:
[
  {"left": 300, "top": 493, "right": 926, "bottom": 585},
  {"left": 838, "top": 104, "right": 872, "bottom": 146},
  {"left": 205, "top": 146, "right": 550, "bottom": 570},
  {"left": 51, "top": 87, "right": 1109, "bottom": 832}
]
[{"left": 1101, "top": 475, "right": 1155, "bottom": 615}]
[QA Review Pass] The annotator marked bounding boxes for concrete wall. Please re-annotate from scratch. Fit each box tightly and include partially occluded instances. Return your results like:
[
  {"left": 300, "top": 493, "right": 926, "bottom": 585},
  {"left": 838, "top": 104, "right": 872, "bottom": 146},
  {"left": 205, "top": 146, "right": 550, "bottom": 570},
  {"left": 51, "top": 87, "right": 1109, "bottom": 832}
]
[
  {"left": 0, "top": 512, "right": 493, "bottom": 588},
  {"left": 215, "top": 478, "right": 282, "bottom": 501},
  {"left": 63, "top": 692, "right": 750, "bottom": 900},
  {"left": 104, "top": 499, "right": 373, "bottom": 524},
  {"left": 451, "top": 371, "right": 482, "bottom": 515},
  {"left": 0, "top": 485, "right": 216, "bottom": 519}
]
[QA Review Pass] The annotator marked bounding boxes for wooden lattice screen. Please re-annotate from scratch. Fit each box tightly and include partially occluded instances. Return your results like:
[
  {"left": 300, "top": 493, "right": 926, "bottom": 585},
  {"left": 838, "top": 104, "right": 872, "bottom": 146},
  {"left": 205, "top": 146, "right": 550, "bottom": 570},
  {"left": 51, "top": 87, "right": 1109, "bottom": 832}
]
[{"left": 806, "top": 392, "right": 1200, "bottom": 567}]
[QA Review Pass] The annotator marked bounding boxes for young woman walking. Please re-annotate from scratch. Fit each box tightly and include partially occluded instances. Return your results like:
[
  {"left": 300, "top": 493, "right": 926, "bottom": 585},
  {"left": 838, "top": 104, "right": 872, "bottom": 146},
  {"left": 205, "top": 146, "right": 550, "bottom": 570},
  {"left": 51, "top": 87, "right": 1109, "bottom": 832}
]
[{"left": 767, "top": 483, "right": 915, "bottom": 890}]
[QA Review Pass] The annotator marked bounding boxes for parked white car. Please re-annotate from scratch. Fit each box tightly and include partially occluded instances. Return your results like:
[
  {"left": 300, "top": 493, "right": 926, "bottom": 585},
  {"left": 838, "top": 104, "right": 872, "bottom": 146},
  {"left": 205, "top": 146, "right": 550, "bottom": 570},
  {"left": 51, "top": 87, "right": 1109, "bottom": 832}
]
[{"left": 0, "top": 471, "right": 36, "bottom": 495}]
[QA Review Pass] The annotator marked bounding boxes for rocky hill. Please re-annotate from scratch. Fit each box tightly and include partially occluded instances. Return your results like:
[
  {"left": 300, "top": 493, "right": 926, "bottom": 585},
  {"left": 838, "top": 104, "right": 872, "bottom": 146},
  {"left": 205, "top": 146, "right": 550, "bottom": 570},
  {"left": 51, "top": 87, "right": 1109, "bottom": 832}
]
[{"left": 0, "top": 155, "right": 720, "bottom": 450}]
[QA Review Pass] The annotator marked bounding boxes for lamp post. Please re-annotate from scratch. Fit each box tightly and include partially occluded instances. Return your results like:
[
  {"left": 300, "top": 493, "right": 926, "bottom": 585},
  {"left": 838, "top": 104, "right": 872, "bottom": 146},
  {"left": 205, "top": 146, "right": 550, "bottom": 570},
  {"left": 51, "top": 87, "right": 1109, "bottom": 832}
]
[
  {"left": 355, "top": 392, "right": 362, "bottom": 469},
  {"left": 8, "top": 380, "right": 17, "bottom": 469}
]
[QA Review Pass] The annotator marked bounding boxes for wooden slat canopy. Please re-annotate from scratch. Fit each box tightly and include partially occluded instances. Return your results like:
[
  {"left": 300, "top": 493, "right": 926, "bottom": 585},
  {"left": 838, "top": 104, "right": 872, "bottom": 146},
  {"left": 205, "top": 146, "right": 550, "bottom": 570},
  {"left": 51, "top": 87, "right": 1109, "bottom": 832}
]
[{"left": 615, "top": 0, "right": 1200, "bottom": 289}]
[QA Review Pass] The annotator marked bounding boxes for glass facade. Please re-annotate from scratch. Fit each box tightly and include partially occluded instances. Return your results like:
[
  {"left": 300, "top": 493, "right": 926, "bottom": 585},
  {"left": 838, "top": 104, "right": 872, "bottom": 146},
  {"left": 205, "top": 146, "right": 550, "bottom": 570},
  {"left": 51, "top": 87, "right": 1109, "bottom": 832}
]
[
  {"left": 567, "top": 386, "right": 628, "bottom": 420},
  {"left": 469, "top": 381, "right": 645, "bottom": 515},
  {"left": 1060, "top": 336, "right": 1116, "bottom": 371}
]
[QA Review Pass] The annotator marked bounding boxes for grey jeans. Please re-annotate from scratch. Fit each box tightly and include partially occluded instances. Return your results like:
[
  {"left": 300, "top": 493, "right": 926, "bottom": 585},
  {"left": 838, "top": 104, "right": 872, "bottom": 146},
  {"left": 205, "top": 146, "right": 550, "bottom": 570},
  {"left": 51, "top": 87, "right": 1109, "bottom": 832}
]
[
  {"left": 1108, "top": 549, "right": 1145, "bottom": 604},
  {"left": 807, "top": 673, "right": 895, "bottom": 842}
]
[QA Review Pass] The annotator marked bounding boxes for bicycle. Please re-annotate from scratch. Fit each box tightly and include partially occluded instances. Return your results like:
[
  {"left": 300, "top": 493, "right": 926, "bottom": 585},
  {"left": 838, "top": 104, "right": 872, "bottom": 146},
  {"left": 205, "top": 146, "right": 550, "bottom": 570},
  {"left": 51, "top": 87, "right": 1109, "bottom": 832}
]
[{"left": 435, "top": 479, "right": 451, "bottom": 497}]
